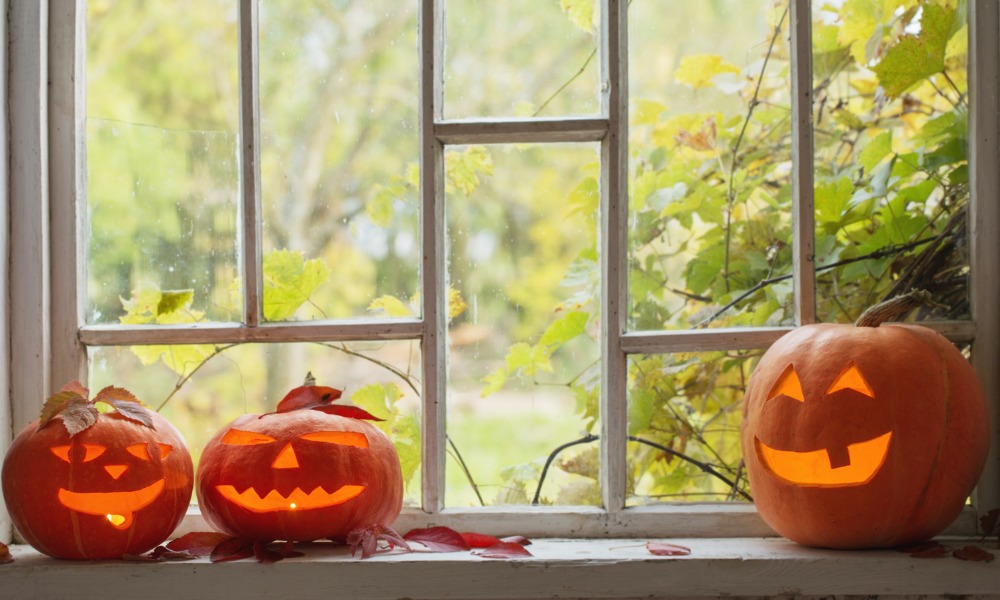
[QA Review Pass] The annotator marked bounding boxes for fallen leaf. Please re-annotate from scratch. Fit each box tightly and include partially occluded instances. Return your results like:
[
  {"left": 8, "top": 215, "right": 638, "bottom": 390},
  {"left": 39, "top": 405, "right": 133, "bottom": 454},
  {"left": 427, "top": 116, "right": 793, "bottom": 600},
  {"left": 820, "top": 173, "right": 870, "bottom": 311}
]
[
  {"left": 472, "top": 542, "right": 533, "bottom": 558},
  {"left": 347, "top": 524, "right": 411, "bottom": 559},
  {"left": 980, "top": 508, "right": 1000, "bottom": 539},
  {"left": 646, "top": 541, "right": 692, "bottom": 556},
  {"left": 500, "top": 535, "right": 532, "bottom": 546},
  {"left": 210, "top": 537, "right": 255, "bottom": 563},
  {"left": 253, "top": 540, "right": 285, "bottom": 564},
  {"left": 910, "top": 542, "right": 951, "bottom": 559},
  {"left": 167, "top": 532, "right": 232, "bottom": 557},
  {"left": 0, "top": 542, "right": 13, "bottom": 564},
  {"left": 404, "top": 526, "right": 470, "bottom": 552},
  {"left": 953, "top": 545, "right": 994, "bottom": 562},
  {"left": 461, "top": 532, "right": 504, "bottom": 548}
]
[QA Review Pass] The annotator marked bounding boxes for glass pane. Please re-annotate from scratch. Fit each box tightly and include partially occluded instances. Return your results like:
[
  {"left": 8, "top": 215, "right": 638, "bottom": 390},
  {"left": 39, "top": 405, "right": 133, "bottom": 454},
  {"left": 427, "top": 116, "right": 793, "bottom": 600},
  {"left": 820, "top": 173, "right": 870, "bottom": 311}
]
[
  {"left": 812, "top": 0, "right": 969, "bottom": 322},
  {"left": 445, "top": 144, "right": 601, "bottom": 507},
  {"left": 86, "top": 2, "right": 239, "bottom": 325},
  {"left": 628, "top": 1, "right": 793, "bottom": 331},
  {"left": 626, "top": 351, "right": 757, "bottom": 505},
  {"left": 259, "top": 1, "right": 421, "bottom": 322},
  {"left": 444, "top": 0, "right": 600, "bottom": 119},
  {"left": 89, "top": 340, "right": 422, "bottom": 507}
]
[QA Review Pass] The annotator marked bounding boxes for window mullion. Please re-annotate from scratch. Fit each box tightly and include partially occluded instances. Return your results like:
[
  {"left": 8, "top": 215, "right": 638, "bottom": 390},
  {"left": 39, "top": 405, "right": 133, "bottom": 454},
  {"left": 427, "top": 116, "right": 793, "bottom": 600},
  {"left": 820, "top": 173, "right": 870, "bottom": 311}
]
[
  {"left": 421, "top": 0, "right": 447, "bottom": 514},
  {"left": 600, "top": 0, "right": 628, "bottom": 514},
  {"left": 969, "top": 0, "right": 1000, "bottom": 519},
  {"left": 791, "top": 0, "right": 816, "bottom": 326},
  {"left": 238, "top": 0, "right": 263, "bottom": 328}
]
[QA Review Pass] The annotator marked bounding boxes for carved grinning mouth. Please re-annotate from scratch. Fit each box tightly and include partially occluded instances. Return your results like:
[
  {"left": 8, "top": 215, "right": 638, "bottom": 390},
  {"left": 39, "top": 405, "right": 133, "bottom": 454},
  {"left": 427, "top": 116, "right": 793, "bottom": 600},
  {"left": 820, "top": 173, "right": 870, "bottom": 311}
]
[
  {"left": 58, "top": 479, "right": 166, "bottom": 530},
  {"left": 754, "top": 432, "right": 892, "bottom": 487},
  {"left": 216, "top": 484, "right": 366, "bottom": 513}
]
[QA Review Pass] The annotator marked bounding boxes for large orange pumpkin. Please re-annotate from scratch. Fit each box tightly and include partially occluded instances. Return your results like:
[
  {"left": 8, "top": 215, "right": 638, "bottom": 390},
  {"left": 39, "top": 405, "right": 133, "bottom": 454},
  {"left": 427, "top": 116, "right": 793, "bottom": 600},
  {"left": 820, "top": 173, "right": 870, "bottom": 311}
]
[
  {"left": 1, "top": 383, "right": 193, "bottom": 559},
  {"left": 741, "top": 297, "right": 989, "bottom": 549},
  {"left": 196, "top": 379, "right": 403, "bottom": 542}
]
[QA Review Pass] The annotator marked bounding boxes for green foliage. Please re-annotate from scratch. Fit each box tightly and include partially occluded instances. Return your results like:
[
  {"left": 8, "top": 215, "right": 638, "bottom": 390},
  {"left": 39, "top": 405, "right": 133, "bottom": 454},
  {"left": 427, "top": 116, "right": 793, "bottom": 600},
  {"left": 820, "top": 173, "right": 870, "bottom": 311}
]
[
  {"left": 350, "top": 383, "right": 421, "bottom": 490},
  {"left": 262, "top": 250, "right": 331, "bottom": 322}
]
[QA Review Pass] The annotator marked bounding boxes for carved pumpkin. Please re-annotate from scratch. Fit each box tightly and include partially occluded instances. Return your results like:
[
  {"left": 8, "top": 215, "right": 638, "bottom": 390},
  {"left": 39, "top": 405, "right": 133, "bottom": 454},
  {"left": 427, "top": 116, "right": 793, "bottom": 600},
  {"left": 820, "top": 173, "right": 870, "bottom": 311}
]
[
  {"left": 1, "top": 383, "right": 193, "bottom": 559},
  {"left": 196, "top": 378, "right": 403, "bottom": 542},
  {"left": 741, "top": 295, "right": 990, "bottom": 549}
]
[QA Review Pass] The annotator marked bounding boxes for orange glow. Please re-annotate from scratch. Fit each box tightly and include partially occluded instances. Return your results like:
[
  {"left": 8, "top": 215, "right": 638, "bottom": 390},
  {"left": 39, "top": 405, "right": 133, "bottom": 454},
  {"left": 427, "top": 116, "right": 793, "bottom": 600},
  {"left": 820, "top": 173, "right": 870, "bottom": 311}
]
[
  {"left": 215, "top": 484, "right": 366, "bottom": 513},
  {"left": 767, "top": 366, "right": 805, "bottom": 402},
  {"left": 50, "top": 444, "right": 106, "bottom": 463},
  {"left": 299, "top": 431, "right": 369, "bottom": 448},
  {"left": 221, "top": 429, "right": 277, "bottom": 445},
  {"left": 50, "top": 445, "right": 72, "bottom": 462},
  {"left": 755, "top": 432, "right": 892, "bottom": 487},
  {"left": 57, "top": 479, "right": 166, "bottom": 530},
  {"left": 271, "top": 443, "right": 300, "bottom": 469},
  {"left": 104, "top": 465, "right": 128, "bottom": 480},
  {"left": 826, "top": 362, "right": 875, "bottom": 397}
]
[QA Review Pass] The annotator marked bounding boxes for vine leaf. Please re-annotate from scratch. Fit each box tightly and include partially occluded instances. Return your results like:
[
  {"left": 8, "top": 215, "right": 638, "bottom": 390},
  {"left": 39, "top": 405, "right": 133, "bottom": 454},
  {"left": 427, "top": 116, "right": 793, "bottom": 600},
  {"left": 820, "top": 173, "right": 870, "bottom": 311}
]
[
  {"left": 979, "top": 507, "right": 1000, "bottom": 540},
  {"left": 460, "top": 532, "right": 504, "bottom": 549},
  {"left": 952, "top": 545, "right": 994, "bottom": 562},
  {"left": 275, "top": 381, "right": 343, "bottom": 413},
  {"left": 209, "top": 538, "right": 256, "bottom": 563},
  {"left": 312, "top": 404, "right": 384, "bottom": 421},
  {"left": 368, "top": 295, "right": 413, "bottom": 318},
  {"left": 472, "top": 542, "right": 533, "bottom": 558},
  {"left": 262, "top": 249, "right": 331, "bottom": 322},
  {"left": 872, "top": 2, "right": 957, "bottom": 97},
  {"left": 559, "top": 0, "right": 595, "bottom": 33},
  {"left": 59, "top": 399, "right": 100, "bottom": 437},
  {"left": 166, "top": 532, "right": 232, "bottom": 557},
  {"left": 674, "top": 55, "right": 740, "bottom": 90},
  {"left": 403, "top": 526, "right": 470, "bottom": 552},
  {"left": 39, "top": 390, "right": 87, "bottom": 429},
  {"left": 346, "top": 524, "right": 412, "bottom": 559},
  {"left": 0, "top": 542, "right": 13, "bottom": 565},
  {"left": 646, "top": 541, "right": 692, "bottom": 556},
  {"left": 107, "top": 400, "right": 155, "bottom": 428}
]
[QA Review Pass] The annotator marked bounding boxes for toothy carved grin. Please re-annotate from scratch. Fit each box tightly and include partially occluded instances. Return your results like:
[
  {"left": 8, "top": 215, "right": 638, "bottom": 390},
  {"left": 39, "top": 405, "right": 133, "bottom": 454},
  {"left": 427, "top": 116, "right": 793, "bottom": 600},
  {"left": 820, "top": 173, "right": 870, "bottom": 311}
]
[
  {"left": 216, "top": 484, "right": 366, "bottom": 513},
  {"left": 755, "top": 432, "right": 892, "bottom": 487},
  {"left": 58, "top": 479, "right": 166, "bottom": 530}
]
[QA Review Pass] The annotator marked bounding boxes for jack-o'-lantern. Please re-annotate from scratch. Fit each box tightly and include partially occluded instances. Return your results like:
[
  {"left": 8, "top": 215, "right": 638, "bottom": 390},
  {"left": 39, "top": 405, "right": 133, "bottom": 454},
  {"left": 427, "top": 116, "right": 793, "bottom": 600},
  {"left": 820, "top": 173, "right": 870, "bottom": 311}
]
[
  {"left": 1, "top": 382, "right": 194, "bottom": 559},
  {"left": 741, "top": 293, "right": 990, "bottom": 549},
  {"left": 196, "top": 376, "right": 403, "bottom": 542}
]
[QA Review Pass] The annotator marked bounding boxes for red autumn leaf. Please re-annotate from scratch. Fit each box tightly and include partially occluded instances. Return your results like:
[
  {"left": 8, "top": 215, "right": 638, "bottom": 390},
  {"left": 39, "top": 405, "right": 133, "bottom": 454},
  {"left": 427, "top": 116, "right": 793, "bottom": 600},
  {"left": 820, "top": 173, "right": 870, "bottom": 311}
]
[
  {"left": 122, "top": 552, "right": 161, "bottom": 562},
  {"left": 347, "top": 524, "right": 412, "bottom": 559},
  {"left": 953, "top": 545, "right": 995, "bottom": 562},
  {"left": 980, "top": 508, "right": 1000, "bottom": 539},
  {"left": 896, "top": 540, "right": 943, "bottom": 553},
  {"left": 167, "top": 532, "right": 232, "bottom": 557},
  {"left": 461, "top": 532, "right": 504, "bottom": 548},
  {"left": 108, "top": 399, "right": 155, "bottom": 429},
  {"left": 472, "top": 542, "right": 533, "bottom": 558},
  {"left": 276, "top": 384, "right": 343, "bottom": 413},
  {"left": 404, "top": 526, "right": 470, "bottom": 552},
  {"left": 274, "top": 540, "right": 305, "bottom": 560},
  {"left": 500, "top": 535, "right": 532, "bottom": 546},
  {"left": 58, "top": 399, "right": 100, "bottom": 437},
  {"left": 646, "top": 541, "right": 692, "bottom": 556},
  {"left": 93, "top": 385, "right": 140, "bottom": 406},
  {"left": 38, "top": 390, "right": 86, "bottom": 429},
  {"left": 910, "top": 542, "right": 951, "bottom": 559},
  {"left": 253, "top": 540, "right": 286, "bottom": 564},
  {"left": 0, "top": 542, "right": 13, "bottom": 565},
  {"left": 311, "top": 404, "right": 384, "bottom": 421},
  {"left": 210, "top": 537, "right": 256, "bottom": 563}
]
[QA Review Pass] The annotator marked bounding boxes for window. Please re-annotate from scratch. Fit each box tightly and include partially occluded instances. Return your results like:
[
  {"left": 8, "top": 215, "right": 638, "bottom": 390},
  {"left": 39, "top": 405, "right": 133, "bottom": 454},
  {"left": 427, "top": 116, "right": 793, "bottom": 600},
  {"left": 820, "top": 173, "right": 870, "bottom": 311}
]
[{"left": 4, "top": 0, "right": 999, "bottom": 542}]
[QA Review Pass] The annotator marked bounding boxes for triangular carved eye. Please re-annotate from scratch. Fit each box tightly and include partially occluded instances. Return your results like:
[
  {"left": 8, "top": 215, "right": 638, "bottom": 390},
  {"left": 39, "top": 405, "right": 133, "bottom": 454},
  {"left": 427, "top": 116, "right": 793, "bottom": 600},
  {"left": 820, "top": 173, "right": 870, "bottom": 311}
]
[
  {"left": 767, "top": 365, "right": 804, "bottom": 402},
  {"left": 826, "top": 362, "right": 874, "bottom": 398}
]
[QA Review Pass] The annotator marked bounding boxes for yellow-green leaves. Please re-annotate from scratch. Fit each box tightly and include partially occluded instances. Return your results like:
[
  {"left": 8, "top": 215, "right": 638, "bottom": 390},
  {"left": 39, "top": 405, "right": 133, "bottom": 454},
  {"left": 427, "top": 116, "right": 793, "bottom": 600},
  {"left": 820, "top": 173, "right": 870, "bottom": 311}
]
[
  {"left": 872, "top": 2, "right": 960, "bottom": 97},
  {"left": 262, "top": 249, "right": 330, "bottom": 321},
  {"left": 560, "top": 0, "right": 595, "bottom": 34},
  {"left": 674, "top": 54, "right": 740, "bottom": 90}
]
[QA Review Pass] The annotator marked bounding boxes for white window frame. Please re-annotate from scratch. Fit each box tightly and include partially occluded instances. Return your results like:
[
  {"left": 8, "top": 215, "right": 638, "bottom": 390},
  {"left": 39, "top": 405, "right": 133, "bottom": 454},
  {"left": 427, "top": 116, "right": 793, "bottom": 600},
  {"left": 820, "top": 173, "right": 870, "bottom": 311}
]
[{"left": 3, "top": 0, "right": 999, "bottom": 543}]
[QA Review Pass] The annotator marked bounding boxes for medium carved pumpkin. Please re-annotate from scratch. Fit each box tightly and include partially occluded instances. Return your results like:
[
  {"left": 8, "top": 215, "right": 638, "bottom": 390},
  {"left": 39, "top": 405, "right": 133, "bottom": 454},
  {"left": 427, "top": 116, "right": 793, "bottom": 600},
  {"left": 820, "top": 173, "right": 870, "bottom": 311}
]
[
  {"left": 1, "top": 382, "right": 194, "bottom": 559},
  {"left": 196, "top": 378, "right": 403, "bottom": 542},
  {"left": 741, "top": 294, "right": 990, "bottom": 549}
]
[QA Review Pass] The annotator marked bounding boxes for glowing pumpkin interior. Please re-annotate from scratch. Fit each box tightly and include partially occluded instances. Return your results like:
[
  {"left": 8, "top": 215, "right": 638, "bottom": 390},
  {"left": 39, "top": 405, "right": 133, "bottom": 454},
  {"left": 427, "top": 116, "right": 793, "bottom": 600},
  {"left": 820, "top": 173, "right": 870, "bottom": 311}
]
[
  {"left": 49, "top": 442, "right": 174, "bottom": 530},
  {"left": 754, "top": 362, "right": 892, "bottom": 488},
  {"left": 215, "top": 428, "right": 369, "bottom": 513}
]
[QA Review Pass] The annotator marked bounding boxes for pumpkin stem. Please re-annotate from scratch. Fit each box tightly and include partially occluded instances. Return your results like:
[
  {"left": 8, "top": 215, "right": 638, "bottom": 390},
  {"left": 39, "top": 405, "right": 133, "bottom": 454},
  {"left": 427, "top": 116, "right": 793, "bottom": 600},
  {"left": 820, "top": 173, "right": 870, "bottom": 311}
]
[
  {"left": 303, "top": 371, "right": 316, "bottom": 387},
  {"left": 854, "top": 289, "right": 938, "bottom": 327}
]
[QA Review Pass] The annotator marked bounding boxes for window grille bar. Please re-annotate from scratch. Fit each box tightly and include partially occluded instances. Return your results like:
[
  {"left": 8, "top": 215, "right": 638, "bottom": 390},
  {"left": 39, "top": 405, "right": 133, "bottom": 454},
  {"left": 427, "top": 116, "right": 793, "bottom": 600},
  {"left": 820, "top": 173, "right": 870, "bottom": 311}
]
[
  {"left": 78, "top": 319, "right": 424, "bottom": 346},
  {"left": 435, "top": 118, "right": 609, "bottom": 144},
  {"left": 421, "top": 0, "right": 448, "bottom": 514},
  {"left": 968, "top": 0, "right": 1000, "bottom": 518},
  {"left": 49, "top": 0, "right": 87, "bottom": 387},
  {"left": 238, "top": 0, "right": 263, "bottom": 328},
  {"left": 600, "top": 0, "right": 629, "bottom": 514},
  {"left": 790, "top": 0, "right": 816, "bottom": 326}
]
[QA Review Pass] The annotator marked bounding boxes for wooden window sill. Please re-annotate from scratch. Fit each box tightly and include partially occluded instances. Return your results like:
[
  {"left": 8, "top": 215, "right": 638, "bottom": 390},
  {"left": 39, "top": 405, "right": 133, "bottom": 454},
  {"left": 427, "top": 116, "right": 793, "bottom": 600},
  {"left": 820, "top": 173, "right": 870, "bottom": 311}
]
[{"left": 6, "top": 537, "right": 1000, "bottom": 599}]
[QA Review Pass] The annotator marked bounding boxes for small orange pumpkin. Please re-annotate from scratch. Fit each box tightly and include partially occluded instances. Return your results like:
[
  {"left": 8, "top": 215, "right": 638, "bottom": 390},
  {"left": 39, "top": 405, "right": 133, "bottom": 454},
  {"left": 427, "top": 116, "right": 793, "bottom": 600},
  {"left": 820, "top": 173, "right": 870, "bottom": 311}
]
[
  {"left": 741, "top": 293, "right": 990, "bottom": 549},
  {"left": 1, "top": 383, "right": 193, "bottom": 559},
  {"left": 196, "top": 377, "right": 403, "bottom": 542}
]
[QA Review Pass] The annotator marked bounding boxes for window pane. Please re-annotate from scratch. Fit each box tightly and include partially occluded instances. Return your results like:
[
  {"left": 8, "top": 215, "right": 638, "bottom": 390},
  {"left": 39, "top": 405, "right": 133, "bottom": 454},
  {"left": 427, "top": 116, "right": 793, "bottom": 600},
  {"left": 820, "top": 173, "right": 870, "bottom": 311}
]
[
  {"left": 259, "top": 1, "right": 421, "bottom": 322},
  {"left": 628, "top": 1, "right": 793, "bottom": 331},
  {"left": 86, "top": 2, "right": 239, "bottom": 325},
  {"left": 444, "top": 0, "right": 600, "bottom": 119},
  {"left": 89, "top": 341, "right": 422, "bottom": 507},
  {"left": 626, "top": 352, "right": 756, "bottom": 505},
  {"left": 446, "top": 144, "right": 601, "bottom": 507},
  {"left": 812, "top": 0, "right": 969, "bottom": 322}
]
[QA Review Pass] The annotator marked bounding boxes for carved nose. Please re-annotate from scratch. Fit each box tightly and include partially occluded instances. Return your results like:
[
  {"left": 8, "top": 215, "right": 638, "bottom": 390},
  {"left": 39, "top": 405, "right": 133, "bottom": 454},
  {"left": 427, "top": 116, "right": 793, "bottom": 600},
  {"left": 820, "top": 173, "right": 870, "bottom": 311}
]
[
  {"left": 104, "top": 465, "right": 128, "bottom": 480},
  {"left": 271, "top": 443, "right": 299, "bottom": 469}
]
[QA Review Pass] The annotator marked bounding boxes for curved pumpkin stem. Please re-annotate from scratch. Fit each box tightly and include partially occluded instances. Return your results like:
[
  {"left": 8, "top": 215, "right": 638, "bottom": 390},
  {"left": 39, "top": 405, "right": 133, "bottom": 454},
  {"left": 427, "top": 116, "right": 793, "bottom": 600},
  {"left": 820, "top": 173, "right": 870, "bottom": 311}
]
[{"left": 854, "top": 289, "right": 936, "bottom": 327}]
